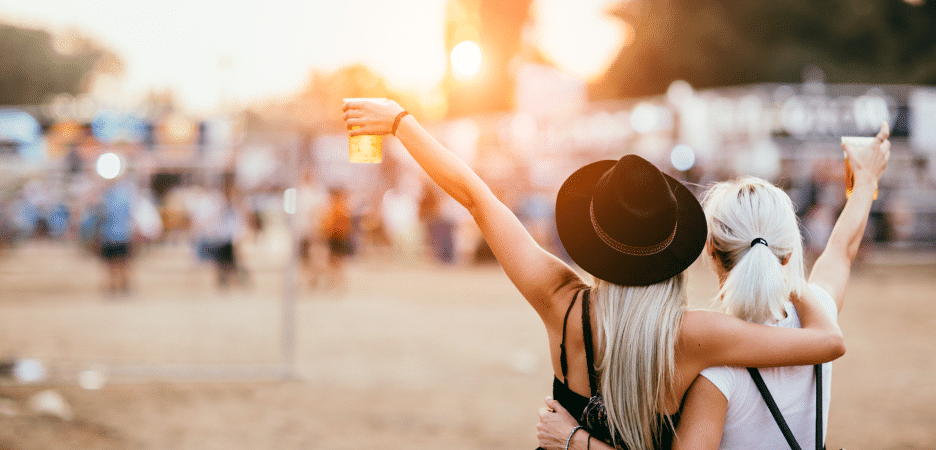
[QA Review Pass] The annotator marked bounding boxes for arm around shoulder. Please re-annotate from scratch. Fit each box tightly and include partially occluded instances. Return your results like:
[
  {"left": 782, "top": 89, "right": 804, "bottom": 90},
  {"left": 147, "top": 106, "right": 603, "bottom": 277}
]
[{"left": 682, "top": 307, "right": 844, "bottom": 369}]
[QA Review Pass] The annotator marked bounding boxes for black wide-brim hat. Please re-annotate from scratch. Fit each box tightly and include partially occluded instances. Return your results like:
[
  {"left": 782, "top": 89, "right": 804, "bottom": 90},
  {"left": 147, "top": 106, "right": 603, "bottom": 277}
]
[{"left": 556, "top": 154, "right": 707, "bottom": 286}]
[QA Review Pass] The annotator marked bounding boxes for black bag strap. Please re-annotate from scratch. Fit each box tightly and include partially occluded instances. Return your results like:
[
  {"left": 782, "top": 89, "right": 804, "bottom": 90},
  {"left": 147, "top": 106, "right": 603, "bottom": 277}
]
[
  {"left": 814, "top": 363, "right": 824, "bottom": 450},
  {"left": 747, "top": 364, "right": 824, "bottom": 450}
]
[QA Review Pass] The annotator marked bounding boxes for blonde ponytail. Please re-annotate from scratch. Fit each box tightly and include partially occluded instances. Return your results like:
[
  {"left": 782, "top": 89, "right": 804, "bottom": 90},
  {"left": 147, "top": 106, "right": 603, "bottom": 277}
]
[{"left": 703, "top": 177, "right": 807, "bottom": 324}]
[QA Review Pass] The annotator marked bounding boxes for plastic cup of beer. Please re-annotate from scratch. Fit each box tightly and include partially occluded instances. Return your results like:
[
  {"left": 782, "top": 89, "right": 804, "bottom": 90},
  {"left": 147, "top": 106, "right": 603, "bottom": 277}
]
[
  {"left": 344, "top": 98, "right": 385, "bottom": 163},
  {"left": 841, "top": 136, "right": 878, "bottom": 199}
]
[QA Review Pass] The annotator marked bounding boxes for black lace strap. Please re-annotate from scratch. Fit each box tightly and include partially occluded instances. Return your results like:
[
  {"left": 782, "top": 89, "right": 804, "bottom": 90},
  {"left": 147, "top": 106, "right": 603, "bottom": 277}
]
[
  {"left": 747, "top": 365, "right": 824, "bottom": 450},
  {"left": 558, "top": 289, "right": 582, "bottom": 381},
  {"left": 580, "top": 289, "right": 599, "bottom": 396}
]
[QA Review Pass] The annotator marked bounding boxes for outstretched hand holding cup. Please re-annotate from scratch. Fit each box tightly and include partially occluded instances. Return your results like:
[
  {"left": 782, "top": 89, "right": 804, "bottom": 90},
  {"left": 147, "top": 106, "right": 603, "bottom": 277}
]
[
  {"left": 342, "top": 98, "right": 408, "bottom": 163},
  {"left": 841, "top": 122, "right": 891, "bottom": 199}
]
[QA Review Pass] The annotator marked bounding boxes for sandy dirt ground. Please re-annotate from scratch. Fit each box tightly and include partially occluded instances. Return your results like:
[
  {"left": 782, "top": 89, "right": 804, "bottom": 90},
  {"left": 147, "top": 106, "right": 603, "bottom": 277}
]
[{"left": 0, "top": 238, "right": 934, "bottom": 450}]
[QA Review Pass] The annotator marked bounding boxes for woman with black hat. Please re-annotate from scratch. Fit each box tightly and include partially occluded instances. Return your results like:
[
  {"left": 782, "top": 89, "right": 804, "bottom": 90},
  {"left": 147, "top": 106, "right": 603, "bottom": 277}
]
[{"left": 342, "top": 99, "right": 844, "bottom": 450}]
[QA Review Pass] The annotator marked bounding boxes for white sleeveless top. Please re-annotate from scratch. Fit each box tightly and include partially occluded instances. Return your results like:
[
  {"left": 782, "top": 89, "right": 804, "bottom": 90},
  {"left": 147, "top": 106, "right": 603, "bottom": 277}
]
[{"left": 700, "top": 284, "right": 837, "bottom": 450}]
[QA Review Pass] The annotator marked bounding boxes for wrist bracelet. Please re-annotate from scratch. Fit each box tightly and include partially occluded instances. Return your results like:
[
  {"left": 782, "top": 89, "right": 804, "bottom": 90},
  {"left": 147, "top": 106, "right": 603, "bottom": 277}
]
[
  {"left": 565, "top": 425, "right": 583, "bottom": 450},
  {"left": 391, "top": 110, "right": 410, "bottom": 135}
]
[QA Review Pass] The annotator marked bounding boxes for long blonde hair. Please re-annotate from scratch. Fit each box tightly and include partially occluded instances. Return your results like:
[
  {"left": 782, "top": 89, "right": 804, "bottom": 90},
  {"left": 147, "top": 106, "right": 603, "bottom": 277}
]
[
  {"left": 593, "top": 272, "right": 687, "bottom": 450},
  {"left": 702, "top": 177, "right": 807, "bottom": 323}
]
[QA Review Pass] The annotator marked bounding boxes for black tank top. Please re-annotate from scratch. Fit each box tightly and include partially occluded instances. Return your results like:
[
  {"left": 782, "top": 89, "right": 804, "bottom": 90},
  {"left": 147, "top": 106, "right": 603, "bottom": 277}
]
[{"left": 540, "top": 288, "right": 679, "bottom": 449}]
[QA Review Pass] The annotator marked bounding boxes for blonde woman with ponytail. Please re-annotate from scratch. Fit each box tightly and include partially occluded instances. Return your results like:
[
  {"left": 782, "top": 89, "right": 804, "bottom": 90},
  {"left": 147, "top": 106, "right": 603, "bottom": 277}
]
[
  {"left": 672, "top": 123, "right": 891, "bottom": 450},
  {"left": 343, "top": 99, "right": 844, "bottom": 450}
]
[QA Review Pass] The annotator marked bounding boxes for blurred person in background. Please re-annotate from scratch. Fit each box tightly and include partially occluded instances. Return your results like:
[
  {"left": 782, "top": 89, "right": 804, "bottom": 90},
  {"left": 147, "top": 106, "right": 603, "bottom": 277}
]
[
  {"left": 77, "top": 179, "right": 102, "bottom": 252},
  {"left": 214, "top": 174, "right": 248, "bottom": 289},
  {"left": 344, "top": 99, "right": 844, "bottom": 450},
  {"left": 296, "top": 171, "right": 327, "bottom": 289},
  {"left": 187, "top": 176, "right": 248, "bottom": 290},
  {"left": 357, "top": 200, "right": 391, "bottom": 261},
  {"left": 97, "top": 175, "right": 137, "bottom": 297},
  {"left": 0, "top": 196, "right": 15, "bottom": 253},
  {"left": 800, "top": 160, "right": 846, "bottom": 263},
  {"left": 132, "top": 188, "right": 164, "bottom": 245},
  {"left": 186, "top": 184, "right": 216, "bottom": 273},
  {"left": 538, "top": 124, "right": 890, "bottom": 450},
  {"left": 13, "top": 180, "right": 46, "bottom": 239},
  {"left": 159, "top": 185, "right": 192, "bottom": 244},
  {"left": 320, "top": 186, "right": 354, "bottom": 294},
  {"left": 419, "top": 183, "right": 455, "bottom": 264},
  {"left": 381, "top": 176, "right": 420, "bottom": 266}
]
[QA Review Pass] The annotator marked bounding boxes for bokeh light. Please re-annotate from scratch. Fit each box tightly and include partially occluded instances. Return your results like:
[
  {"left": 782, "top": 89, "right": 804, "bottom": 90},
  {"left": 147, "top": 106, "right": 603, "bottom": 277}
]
[
  {"left": 670, "top": 144, "right": 696, "bottom": 172},
  {"left": 96, "top": 152, "right": 123, "bottom": 179},
  {"left": 283, "top": 188, "right": 297, "bottom": 215},
  {"left": 78, "top": 369, "right": 107, "bottom": 390},
  {"left": 666, "top": 80, "right": 695, "bottom": 106},
  {"left": 631, "top": 103, "right": 660, "bottom": 134},
  {"left": 13, "top": 358, "right": 46, "bottom": 384},
  {"left": 450, "top": 40, "right": 482, "bottom": 80}
]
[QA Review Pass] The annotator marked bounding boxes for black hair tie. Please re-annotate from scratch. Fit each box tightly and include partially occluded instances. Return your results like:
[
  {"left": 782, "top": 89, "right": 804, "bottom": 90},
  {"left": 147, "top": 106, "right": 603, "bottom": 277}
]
[{"left": 751, "top": 237, "right": 768, "bottom": 248}]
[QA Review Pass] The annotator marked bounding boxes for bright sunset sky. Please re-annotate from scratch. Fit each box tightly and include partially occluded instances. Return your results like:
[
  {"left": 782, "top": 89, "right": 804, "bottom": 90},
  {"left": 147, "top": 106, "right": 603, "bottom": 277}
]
[{"left": 0, "top": 0, "right": 626, "bottom": 114}]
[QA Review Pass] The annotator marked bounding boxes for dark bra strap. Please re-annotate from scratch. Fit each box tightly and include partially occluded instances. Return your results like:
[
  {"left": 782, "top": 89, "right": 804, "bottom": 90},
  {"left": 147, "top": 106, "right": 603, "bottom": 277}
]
[
  {"left": 559, "top": 288, "right": 599, "bottom": 396},
  {"left": 580, "top": 288, "right": 599, "bottom": 396},
  {"left": 558, "top": 289, "right": 580, "bottom": 381}
]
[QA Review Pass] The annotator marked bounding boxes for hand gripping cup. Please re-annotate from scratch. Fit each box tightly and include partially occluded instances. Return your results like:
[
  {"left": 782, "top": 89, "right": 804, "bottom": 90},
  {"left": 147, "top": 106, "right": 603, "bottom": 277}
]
[
  {"left": 841, "top": 136, "right": 878, "bottom": 200},
  {"left": 344, "top": 98, "right": 384, "bottom": 163}
]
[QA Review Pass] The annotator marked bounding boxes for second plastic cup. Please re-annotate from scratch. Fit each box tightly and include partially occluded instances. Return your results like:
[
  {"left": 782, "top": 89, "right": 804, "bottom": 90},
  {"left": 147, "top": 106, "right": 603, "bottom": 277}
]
[{"left": 841, "top": 136, "right": 878, "bottom": 200}]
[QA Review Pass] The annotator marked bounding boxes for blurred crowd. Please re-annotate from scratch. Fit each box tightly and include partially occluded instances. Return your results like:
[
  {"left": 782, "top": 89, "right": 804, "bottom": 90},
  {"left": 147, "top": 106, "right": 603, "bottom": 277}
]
[
  {"left": 0, "top": 139, "right": 914, "bottom": 299},
  {"left": 0, "top": 148, "right": 519, "bottom": 298},
  {"left": 2, "top": 81, "right": 935, "bottom": 299}
]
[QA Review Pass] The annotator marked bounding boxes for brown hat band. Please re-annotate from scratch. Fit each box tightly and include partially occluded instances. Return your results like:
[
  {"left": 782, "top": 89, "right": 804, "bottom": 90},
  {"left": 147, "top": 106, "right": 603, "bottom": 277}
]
[{"left": 589, "top": 200, "right": 677, "bottom": 256}]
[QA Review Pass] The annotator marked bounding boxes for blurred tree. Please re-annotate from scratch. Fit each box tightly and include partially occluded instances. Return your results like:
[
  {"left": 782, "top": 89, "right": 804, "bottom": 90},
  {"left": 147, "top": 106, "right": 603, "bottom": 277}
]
[
  {"left": 284, "top": 64, "right": 441, "bottom": 133},
  {"left": 0, "top": 23, "right": 120, "bottom": 105},
  {"left": 290, "top": 64, "right": 395, "bottom": 132},
  {"left": 593, "top": 0, "right": 936, "bottom": 100}
]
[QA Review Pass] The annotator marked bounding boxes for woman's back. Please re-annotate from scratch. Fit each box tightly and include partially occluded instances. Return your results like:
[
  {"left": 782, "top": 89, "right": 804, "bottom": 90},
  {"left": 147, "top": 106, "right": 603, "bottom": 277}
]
[{"left": 699, "top": 284, "right": 836, "bottom": 449}]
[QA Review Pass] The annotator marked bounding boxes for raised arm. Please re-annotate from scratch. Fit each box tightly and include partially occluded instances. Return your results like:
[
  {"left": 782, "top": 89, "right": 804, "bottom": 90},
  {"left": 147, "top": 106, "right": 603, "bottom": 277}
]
[
  {"left": 342, "top": 99, "right": 582, "bottom": 319},
  {"left": 682, "top": 286, "right": 844, "bottom": 368},
  {"left": 672, "top": 376, "right": 726, "bottom": 450},
  {"left": 809, "top": 122, "right": 891, "bottom": 312}
]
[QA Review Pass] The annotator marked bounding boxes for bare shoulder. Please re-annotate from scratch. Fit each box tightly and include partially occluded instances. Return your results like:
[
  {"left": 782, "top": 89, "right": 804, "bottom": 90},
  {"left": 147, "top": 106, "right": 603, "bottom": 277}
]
[
  {"left": 541, "top": 275, "right": 591, "bottom": 331},
  {"left": 555, "top": 275, "right": 591, "bottom": 306}
]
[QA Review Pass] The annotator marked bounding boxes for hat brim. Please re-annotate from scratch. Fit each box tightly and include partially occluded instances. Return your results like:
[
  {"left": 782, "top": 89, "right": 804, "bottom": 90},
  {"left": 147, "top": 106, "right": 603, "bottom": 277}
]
[{"left": 555, "top": 160, "right": 707, "bottom": 286}]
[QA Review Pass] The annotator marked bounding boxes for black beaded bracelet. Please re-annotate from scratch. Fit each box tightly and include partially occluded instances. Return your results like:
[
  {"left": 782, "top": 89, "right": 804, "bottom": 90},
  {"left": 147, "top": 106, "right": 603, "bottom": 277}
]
[{"left": 392, "top": 110, "right": 410, "bottom": 135}]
